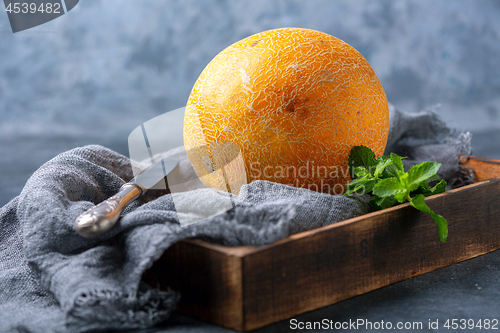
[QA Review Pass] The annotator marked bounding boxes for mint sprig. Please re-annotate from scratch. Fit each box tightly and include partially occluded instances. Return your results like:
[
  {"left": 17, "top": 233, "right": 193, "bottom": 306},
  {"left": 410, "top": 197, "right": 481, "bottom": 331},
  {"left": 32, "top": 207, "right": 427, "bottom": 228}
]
[{"left": 345, "top": 146, "right": 448, "bottom": 243}]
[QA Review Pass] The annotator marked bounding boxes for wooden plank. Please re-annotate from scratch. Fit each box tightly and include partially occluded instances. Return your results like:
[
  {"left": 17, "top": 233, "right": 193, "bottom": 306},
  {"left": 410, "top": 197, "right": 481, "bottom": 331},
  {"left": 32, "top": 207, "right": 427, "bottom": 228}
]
[{"left": 143, "top": 157, "right": 500, "bottom": 331}]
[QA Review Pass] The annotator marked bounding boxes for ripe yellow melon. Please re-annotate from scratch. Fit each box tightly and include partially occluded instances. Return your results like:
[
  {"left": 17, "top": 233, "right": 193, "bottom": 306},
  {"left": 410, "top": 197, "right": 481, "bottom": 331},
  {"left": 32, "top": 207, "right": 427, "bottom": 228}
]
[{"left": 184, "top": 27, "right": 389, "bottom": 194}]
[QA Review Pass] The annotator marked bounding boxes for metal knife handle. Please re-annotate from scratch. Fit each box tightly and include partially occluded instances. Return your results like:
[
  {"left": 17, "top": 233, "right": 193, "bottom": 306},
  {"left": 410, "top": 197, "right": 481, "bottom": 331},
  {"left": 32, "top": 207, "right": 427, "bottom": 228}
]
[{"left": 74, "top": 183, "right": 143, "bottom": 237}]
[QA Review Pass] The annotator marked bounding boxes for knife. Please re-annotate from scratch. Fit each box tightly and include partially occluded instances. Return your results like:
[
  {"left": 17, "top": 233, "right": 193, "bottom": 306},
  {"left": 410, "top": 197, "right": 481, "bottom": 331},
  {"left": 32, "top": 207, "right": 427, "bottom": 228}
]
[{"left": 74, "top": 157, "right": 179, "bottom": 237}]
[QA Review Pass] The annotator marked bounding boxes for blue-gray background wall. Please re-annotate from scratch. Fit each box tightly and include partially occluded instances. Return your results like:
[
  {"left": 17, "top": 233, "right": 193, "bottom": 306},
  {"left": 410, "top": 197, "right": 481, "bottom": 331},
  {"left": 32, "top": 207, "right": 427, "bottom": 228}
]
[{"left": 1, "top": 0, "right": 499, "bottom": 205}]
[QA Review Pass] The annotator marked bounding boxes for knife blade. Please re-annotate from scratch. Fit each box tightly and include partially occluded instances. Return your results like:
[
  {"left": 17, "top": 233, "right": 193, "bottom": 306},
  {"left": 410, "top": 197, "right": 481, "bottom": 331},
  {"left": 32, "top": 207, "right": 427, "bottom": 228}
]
[{"left": 74, "top": 157, "right": 179, "bottom": 237}]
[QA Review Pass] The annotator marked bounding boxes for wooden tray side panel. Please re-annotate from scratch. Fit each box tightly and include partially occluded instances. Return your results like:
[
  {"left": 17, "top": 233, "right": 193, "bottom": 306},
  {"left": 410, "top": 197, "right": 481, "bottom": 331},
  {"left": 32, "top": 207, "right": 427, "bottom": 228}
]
[
  {"left": 241, "top": 177, "right": 500, "bottom": 330},
  {"left": 143, "top": 241, "right": 244, "bottom": 330}
]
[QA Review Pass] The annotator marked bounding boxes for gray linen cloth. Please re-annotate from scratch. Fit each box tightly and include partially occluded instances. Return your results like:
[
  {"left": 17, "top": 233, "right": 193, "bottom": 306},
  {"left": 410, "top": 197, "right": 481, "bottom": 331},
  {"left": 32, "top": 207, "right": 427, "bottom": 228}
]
[{"left": 0, "top": 104, "right": 472, "bottom": 332}]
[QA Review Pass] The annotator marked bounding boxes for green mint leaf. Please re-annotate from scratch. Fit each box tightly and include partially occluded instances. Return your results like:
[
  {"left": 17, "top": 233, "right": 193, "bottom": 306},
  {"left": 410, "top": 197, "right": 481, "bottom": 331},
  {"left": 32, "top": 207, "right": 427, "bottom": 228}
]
[
  {"left": 415, "top": 182, "right": 432, "bottom": 196},
  {"left": 372, "top": 178, "right": 407, "bottom": 198},
  {"left": 382, "top": 164, "right": 400, "bottom": 179},
  {"left": 374, "top": 157, "right": 394, "bottom": 177},
  {"left": 344, "top": 146, "right": 448, "bottom": 243},
  {"left": 407, "top": 161, "right": 442, "bottom": 192},
  {"left": 354, "top": 166, "right": 369, "bottom": 178},
  {"left": 409, "top": 194, "right": 448, "bottom": 242},
  {"left": 414, "top": 179, "right": 447, "bottom": 197},
  {"left": 399, "top": 173, "right": 409, "bottom": 187},
  {"left": 424, "top": 174, "right": 442, "bottom": 184},
  {"left": 430, "top": 179, "right": 447, "bottom": 194},
  {"left": 345, "top": 177, "right": 376, "bottom": 195},
  {"left": 348, "top": 146, "right": 376, "bottom": 179},
  {"left": 394, "top": 191, "right": 408, "bottom": 203},
  {"left": 390, "top": 153, "right": 405, "bottom": 174},
  {"left": 371, "top": 195, "right": 398, "bottom": 210},
  {"left": 381, "top": 153, "right": 406, "bottom": 179}
]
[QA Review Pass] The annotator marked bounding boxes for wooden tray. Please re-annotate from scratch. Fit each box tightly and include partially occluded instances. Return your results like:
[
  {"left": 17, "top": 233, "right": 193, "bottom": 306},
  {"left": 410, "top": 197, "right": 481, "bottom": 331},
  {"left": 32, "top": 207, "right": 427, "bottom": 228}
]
[{"left": 143, "top": 155, "right": 500, "bottom": 331}]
